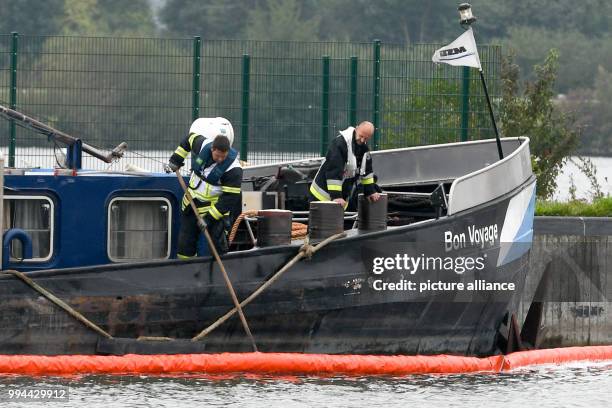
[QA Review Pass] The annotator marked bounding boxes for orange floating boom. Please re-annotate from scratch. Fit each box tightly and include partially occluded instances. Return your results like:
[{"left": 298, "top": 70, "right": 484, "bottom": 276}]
[{"left": 0, "top": 346, "right": 610, "bottom": 376}]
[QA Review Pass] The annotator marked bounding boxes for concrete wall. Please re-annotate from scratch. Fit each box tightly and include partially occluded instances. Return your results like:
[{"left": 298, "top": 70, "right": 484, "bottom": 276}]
[{"left": 522, "top": 217, "right": 612, "bottom": 347}]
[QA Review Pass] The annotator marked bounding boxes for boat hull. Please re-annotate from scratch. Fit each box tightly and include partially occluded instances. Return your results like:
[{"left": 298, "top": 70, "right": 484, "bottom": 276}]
[{"left": 0, "top": 178, "right": 535, "bottom": 356}]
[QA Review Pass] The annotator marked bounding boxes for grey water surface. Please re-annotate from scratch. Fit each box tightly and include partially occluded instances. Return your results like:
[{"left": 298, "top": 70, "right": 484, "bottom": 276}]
[{"left": 0, "top": 362, "right": 610, "bottom": 407}]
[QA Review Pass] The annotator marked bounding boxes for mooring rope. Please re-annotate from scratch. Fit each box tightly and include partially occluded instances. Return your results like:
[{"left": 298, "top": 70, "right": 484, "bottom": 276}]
[
  {"left": 228, "top": 210, "right": 259, "bottom": 244},
  {"left": 1, "top": 270, "right": 113, "bottom": 339},
  {"left": 1, "top": 229, "right": 345, "bottom": 346},
  {"left": 229, "top": 210, "right": 309, "bottom": 244},
  {"left": 192, "top": 231, "right": 346, "bottom": 341}
]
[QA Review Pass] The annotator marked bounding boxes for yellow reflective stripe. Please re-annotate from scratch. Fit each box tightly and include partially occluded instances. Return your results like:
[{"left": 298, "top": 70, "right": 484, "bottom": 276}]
[
  {"left": 221, "top": 186, "right": 241, "bottom": 194},
  {"left": 361, "top": 177, "right": 375, "bottom": 185},
  {"left": 190, "top": 189, "right": 207, "bottom": 201},
  {"left": 197, "top": 206, "right": 211, "bottom": 215},
  {"left": 174, "top": 146, "right": 188, "bottom": 158},
  {"left": 310, "top": 183, "right": 330, "bottom": 201},
  {"left": 209, "top": 205, "right": 224, "bottom": 220},
  {"left": 188, "top": 132, "right": 199, "bottom": 147},
  {"left": 327, "top": 184, "right": 342, "bottom": 191},
  {"left": 182, "top": 195, "right": 211, "bottom": 213},
  {"left": 178, "top": 253, "right": 193, "bottom": 259}
]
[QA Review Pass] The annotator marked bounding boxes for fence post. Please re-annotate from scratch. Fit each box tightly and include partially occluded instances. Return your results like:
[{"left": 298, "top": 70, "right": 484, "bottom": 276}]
[
  {"left": 349, "top": 56, "right": 358, "bottom": 126},
  {"left": 192, "top": 36, "right": 201, "bottom": 121},
  {"left": 9, "top": 32, "right": 18, "bottom": 168},
  {"left": 460, "top": 66, "right": 470, "bottom": 142},
  {"left": 372, "top": 40, "right": 381, "bottom": 150},
  {"left": 240, "top": 54, "right": 250, "bottom": 161},
  {"left": 320, "top": 55, "right": 330, "bottom": 157}
]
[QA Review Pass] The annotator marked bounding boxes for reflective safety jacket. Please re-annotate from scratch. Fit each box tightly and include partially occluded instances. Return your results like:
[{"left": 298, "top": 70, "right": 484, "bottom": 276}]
[
  {"left": 310, "top": 127, "right": 376, "bottom": 202},
  {"left": 169, "top": 132, "right": 242, "bottom": 220}
]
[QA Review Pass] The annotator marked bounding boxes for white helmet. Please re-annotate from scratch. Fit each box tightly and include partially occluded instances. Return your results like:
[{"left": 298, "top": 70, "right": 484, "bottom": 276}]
[{"left": 189, "top": 117, "right": 235, "bottom": 146}]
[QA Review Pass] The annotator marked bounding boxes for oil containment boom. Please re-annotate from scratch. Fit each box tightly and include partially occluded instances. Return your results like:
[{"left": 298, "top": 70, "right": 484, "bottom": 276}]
[{"left": 0, "top": 104, "right": 127, "bottom": 164}]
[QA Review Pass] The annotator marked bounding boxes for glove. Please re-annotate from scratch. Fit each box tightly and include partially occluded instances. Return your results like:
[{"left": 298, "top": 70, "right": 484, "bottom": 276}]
[
  {"left": 197, "top": 216, "right": 207, "bottom": 231},
  {"left": 164, "top": 161, "right": 180, "bottom": 174},
  {"left": 197, "top": 213, "right": 213, "bottom": 231}
]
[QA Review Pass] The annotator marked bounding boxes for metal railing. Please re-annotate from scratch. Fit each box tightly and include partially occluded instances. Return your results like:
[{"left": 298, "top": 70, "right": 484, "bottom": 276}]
[{"left": 0, "top": 34, "right": 501, "bottom": 170}]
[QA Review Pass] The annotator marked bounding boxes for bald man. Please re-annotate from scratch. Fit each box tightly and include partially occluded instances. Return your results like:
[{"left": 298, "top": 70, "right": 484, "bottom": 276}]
[{"left": 310, "top": 121, "right": 381, "bottom": 208}]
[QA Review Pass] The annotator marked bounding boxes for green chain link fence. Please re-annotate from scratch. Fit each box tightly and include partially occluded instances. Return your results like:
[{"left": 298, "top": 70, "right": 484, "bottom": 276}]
[{"left": 0, "top": 34, "right": 501, "bottom": 170}]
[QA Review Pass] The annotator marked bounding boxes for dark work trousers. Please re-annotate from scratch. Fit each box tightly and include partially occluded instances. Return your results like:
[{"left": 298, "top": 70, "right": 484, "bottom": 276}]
[
  {"left": 177, "top": 205, "right": 228, "bottom": 257},
  {"left": 308, "top": 182, "right": 381, "bottom": 212}
]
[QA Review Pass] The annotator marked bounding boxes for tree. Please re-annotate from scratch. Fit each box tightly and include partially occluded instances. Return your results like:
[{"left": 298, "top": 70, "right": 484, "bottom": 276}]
[
  {"left": 497, "top": 26, "right": 612, "bottom": 93},
  {"left": 245, "top": 0, "right": 320, "bottom": 41},
  {"left": 318, "top": 0, "right": 455, "bottom": 43},
  {"left": 60, "top": 0, "right": 155, "bottom": 36},
  {"left": 500, "top": 49, "right": 580, "bottom": 199},
  {"left": 476, "top": 0, "right": 612, "bottom": 40},
  {"left": 0, "top": 0, "right": 64, "bottom": 35},
  {"left": 160, "top": 0, "right": 256, "bottom": 38},
  {"left": 561, "top": 67, "right": 612, "bottom": 156}
]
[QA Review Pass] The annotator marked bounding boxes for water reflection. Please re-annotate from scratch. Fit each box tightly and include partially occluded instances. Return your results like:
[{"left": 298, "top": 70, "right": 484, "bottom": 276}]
[{"left": 0, "top": 362, "right": 610, "bottom": 408}]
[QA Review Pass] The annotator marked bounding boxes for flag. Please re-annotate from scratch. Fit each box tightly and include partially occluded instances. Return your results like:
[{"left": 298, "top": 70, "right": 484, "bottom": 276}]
[{"left": 432, "top": 27, "right": 481, "bottom": 70}]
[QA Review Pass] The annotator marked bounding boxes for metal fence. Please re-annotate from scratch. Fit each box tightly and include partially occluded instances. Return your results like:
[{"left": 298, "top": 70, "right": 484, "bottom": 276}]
[{"left": 0, "top": 34, "right": 501, "bottom": 170}]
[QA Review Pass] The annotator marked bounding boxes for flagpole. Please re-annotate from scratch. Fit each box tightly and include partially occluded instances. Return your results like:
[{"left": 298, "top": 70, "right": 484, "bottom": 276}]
[{"left": 478, "top": 70, "right": 503, "bottom": 159}]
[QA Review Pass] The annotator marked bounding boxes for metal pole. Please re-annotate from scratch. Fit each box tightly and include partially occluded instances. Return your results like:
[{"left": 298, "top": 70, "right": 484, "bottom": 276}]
[
  {"left": 372, "top": 40, "right": 381, "bottom": 150},
  {"left": 460, "top": 66, "right": 470, "bottom": 142},
  {"left": 321, "top": 55, "right": 330, "bottom": 157},
  {"left": 192, "top": 36, "right": 201, "bottom": 121},
  {"left": 479, "top": 70, "right": 503, "bottom": 160},
  {"left": 9, "top": 32, "right": 18, "bottom": 168},
  {"left": 349, "top": 56, "right": 358, "bottom": 125},
  {"left": 240, "top": 54, "right": 250, "bottom": 161}
]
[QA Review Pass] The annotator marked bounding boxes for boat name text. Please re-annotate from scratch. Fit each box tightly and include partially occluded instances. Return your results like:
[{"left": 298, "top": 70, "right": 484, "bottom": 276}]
[{"left": 444, "top": 223, "right": 498, "bottom": 252}]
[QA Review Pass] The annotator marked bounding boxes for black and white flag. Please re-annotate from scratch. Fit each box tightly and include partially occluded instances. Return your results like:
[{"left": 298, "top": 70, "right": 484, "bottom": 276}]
[{"left": 432, "top": 27, "right": 481, "bottom": 70}]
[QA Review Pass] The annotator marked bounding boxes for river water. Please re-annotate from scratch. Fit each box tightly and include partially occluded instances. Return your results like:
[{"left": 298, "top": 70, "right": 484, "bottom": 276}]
[
  {"left": 554, "top": 156, "right": 612, "bottom": 201},
  {"left": 0, "top": 362, "right": 610, "bottom": 407}
]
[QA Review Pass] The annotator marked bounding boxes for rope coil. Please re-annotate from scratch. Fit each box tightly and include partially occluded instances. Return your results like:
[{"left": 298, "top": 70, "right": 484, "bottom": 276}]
[{"left": 229, "top": 210, "right": 308, "bottom": 244}]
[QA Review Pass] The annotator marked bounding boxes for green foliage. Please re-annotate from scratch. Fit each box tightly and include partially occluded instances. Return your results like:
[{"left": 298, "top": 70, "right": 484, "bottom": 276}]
[
  {"left": 477, "top": 0, "right": 612, "bottom": 39},
  {"left": 317, "top": 0, "right": 456, "bottom": 43},
  {"left": 21, "top": 36, "right": 191, "bottom": 150},
  {"left": 60, "top": 0, "right": 155, "bottom": 36},
  {"left": 160, "top": 0, "right": 256, "bottom": 38},
  {"left": 535, "top": 197, "right": 612, "bottom": 217},
  {"left": 245, "top": 0, "right": 320, "bottom": 41},
  {"left": 560, "top": 67, "right": 612, "bottom": 156},
  {"left": 572, "top": 157, "right": 604, "bottom": 200},
  {"left": 0, "top": 0, "right": 64, "bottom": 34},
  {"left": 497, "top": 27, "right": 612, "bottom": 92},
  {"left": 0, "top": 0, "right": 155, "bottom": 36},
  {"left": 500, "top": 49, "right": 579, "bottom": 199},
  {"left": 381, "top": 61, "right": 499, "bottom": 149},
  {"left": 382, "top": 78, "right": 464, "bottom": 148}
]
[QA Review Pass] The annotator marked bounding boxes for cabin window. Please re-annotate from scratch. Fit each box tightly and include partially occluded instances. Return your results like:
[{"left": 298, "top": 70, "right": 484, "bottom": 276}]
[
  {"left": 2, "top": 196, "right": 54, "bottom": 262},
  {"left": 108, "top": 197, "right": 171, "bottom": 262}
]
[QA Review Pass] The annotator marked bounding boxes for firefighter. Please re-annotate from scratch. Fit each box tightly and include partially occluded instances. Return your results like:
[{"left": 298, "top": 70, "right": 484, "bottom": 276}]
[
  {"left": 310, "top": 121, "right": 380, "bottom": 208},
  {"left": 166, "top": 120, "right": 242, "bottom": 257}
]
